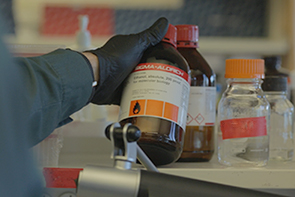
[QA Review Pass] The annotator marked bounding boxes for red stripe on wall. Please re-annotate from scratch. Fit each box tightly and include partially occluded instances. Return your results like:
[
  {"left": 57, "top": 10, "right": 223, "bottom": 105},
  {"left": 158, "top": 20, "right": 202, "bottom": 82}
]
[{"left": 41, "top": 5, "right": 115, "bottom": 36}]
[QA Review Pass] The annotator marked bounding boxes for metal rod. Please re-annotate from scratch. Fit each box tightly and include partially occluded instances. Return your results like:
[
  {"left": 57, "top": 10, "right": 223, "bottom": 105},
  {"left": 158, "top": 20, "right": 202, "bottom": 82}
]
[{"left": 136, "top": 145, "right": 159, "bottom": 172}]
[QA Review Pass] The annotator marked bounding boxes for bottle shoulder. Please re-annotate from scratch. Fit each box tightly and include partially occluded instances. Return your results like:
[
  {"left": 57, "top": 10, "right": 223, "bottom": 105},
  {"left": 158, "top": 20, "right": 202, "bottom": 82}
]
[
  {"left": 264, "top": 68, "right": 289, "bottom": 77},
  {"left": 223, "top": 83, "right": 264, "bottom": 95},
  {"left": 220, "top": 86, "right": 268, "bottom": 106},
  {"left": 265, "top": 95, "right": 294, "bottom": 112},
  {"left": 177, "top": 48, "right": 214, "bottom": 74},
  {"left": 177, "top": 48, "right": 215, "bottom": 86},
  {"left": 141, "top": 43, "right": 189, "bottom": 73},
  {"left": 218, "top": 81, "right": 270, "bottom": 121}
]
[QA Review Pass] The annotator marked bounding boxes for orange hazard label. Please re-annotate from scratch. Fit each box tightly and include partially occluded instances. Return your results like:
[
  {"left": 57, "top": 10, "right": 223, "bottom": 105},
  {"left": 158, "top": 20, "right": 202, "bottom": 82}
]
[
  {"left": 146, "top": 99, "right": 164, "bottom": 117},
  {"left": 129, "top": 100, "right": 146, "bottom": 116},
  {"left": 119, "top": 63, "right": 190, "bottom": 130},
  {"left": 164, "top": 102, "right": 179, "bottom": 122},
  {"left": 129, "top": 99, "right": 178, "bottom": 122}
]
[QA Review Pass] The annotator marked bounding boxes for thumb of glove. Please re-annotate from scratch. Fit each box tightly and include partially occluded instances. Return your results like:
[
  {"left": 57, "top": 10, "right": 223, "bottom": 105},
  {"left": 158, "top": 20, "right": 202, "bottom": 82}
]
[
  {"left": 89, "top": 17, "right": 169, "bottom": 105},
  {"left": 137, "top": 17, "right": 170, "bottom": 49}
]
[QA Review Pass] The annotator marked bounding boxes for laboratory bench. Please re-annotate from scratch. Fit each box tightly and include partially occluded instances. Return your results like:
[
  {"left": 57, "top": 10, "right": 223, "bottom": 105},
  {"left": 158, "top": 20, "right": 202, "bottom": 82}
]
[
  {"left": 31, "top": 106, "right": 295, "bottom": 196},
  {"left": 56, "top": 135, "right": 295, "bottom": 196}
]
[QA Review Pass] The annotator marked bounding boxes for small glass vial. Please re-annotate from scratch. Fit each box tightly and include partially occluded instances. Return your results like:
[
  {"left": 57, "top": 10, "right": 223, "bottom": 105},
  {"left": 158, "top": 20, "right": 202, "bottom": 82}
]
[
  {"left": 262, "top": 76, "right": 294, "bottom": 161},
  {"left": 218, "top": 59, "right": 270, "bottom": 167}
]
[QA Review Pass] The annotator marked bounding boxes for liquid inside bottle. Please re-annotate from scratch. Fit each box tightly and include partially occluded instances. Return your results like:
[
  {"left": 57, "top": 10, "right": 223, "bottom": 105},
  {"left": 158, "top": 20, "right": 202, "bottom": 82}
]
[{"left": 119, "top": 24, "right": 190, "bottom": 166}]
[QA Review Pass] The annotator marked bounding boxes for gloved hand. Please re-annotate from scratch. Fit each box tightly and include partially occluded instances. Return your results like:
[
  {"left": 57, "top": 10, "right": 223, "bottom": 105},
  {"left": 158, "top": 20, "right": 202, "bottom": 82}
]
[{"left": 88, "top": 17, "right": 169, "bottom": 105}]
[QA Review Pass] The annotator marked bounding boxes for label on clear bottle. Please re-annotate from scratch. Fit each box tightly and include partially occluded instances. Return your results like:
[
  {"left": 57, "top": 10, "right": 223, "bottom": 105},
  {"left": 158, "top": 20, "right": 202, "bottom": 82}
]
[
  {"left": 220, "top": 116, "right": 267, "bottom": 140},
  {"left": 186, "top": 87, "right": 216, "bottom": 126},
  {"left": 119, "top": 63, "right": 190, "bottom": 130}
]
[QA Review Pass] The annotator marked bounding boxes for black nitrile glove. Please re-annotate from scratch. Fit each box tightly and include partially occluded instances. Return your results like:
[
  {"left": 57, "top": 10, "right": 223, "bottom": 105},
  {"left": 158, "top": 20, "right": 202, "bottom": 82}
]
[{"left": 88, "top": 17, "right": 169, "bottom": 105}]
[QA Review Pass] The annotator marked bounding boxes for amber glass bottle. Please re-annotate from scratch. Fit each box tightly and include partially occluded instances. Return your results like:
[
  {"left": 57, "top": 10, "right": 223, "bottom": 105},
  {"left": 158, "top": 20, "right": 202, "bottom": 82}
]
[
  {"left": 176, "top": 25, "right": 216, "bottom": 162},
  {"left": 119, "top": 24, "right": 190, "bottom": 166}
]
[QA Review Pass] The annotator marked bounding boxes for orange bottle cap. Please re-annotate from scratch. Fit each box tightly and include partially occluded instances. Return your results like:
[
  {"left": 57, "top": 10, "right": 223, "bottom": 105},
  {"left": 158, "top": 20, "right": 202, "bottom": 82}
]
[{"left": 225, "top": 59, "right": 265, "bottom": 79}]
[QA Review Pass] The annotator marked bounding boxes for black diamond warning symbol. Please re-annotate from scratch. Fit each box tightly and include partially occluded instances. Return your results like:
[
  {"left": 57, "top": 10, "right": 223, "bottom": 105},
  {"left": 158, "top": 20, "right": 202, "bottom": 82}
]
[
  {"left": 195, "top": 113, "right": 204, "bottom": 125},
  {"left": 187, "top": 113, "right": 193, "bottom": 124}
]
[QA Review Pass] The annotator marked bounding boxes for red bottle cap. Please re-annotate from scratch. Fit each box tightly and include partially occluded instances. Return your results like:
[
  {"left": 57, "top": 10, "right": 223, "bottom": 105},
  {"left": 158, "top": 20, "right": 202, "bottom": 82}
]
[
  {"left": 176, "top": 25, "right": 199, "bottom": 48},
  {"left": 162, "top": 24, "right": 177, "bottom": 48}
]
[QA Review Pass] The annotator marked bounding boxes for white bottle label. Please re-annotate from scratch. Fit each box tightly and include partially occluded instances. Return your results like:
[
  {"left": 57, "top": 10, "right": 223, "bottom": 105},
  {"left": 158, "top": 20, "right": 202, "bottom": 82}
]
[
  {"left": 119, "top": 63, "right": 190, "bottom": 130},
  {"left": 186, "top": 86, "right": 216, "bottom": 126}
]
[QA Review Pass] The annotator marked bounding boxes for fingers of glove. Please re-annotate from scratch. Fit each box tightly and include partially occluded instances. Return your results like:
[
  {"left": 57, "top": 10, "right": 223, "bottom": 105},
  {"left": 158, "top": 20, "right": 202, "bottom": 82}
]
[
  {"left": 89, "top": 17, "right": 168, "bottom": 105},
  {"left": 95, "top": 34, "right": 147, "bottom": 90},
  {"left": 137, "top": 17, "right": 169, "bottom": 48},
  {"left": 98, "top": 17, "right": 168, "bottom": 58},
  {"left": 98, "top": 34, "right": 143, "bottom": 62},
  {"left": 95, "top": 46, "right": 136, "bottom": 89}
]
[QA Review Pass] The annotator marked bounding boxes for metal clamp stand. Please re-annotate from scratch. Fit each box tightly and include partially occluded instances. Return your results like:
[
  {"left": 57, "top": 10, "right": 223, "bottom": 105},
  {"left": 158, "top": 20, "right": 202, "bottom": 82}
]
[
  {"left": 77, "top": 123, "right": 158, "bottom": 197},
  {"left": 105, "top": 122, "right": 158, "bottom": 172}
]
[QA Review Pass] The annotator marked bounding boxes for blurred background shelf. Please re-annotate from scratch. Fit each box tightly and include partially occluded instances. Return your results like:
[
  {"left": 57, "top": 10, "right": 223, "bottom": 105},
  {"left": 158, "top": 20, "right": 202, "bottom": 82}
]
[
  {"left": 5, "top": 36, "right": 289, "bottom": 56},
  {"left": 5, "top": 0, "right": 295, "bottom": 82}
]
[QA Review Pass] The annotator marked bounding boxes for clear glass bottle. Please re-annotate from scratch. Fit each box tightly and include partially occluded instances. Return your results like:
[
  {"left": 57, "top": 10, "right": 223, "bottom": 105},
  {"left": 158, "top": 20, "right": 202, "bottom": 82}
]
[
  {"left": 119, "top": 24, "right": 190, "bottom": 166},
  {"left": 175, "top": 25, "right": 216, "bottom": 162},
  {"left": 217, "top": 59, "right": 270, "bottom": 167},
  {"left": 262, "top": 76, "right": 294, "bottom": 161}
]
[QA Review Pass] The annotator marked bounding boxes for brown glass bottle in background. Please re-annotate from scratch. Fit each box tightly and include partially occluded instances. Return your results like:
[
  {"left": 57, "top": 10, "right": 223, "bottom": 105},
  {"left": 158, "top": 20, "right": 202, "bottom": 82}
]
[
  {"left": 263, "top": 56, "right": 291, "bottom": 99},
  {"left": 176, "top": 25, "right": 216, "bottom": 162},
  {"left": 119, "top": 24, "right": 190, "bottom": 166},
  {"left": 264, "top": 56, "right": 289, "bottom": 78}
]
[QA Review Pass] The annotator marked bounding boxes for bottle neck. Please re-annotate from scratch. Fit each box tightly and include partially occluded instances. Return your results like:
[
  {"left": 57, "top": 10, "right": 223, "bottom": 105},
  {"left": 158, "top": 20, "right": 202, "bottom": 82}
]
[
  {"left": 227, "top": 78, "right": 262, "bottom": 84},
  {"left": 224, "top": 78, "right": 264, "bottom": 96},
  {"left": 177, "top": 46, "right": 197, "bottom": 50},
  {"left": 226, "top": 78, "right": 263, "bottom": 89},
  {"left": 177, "top": 41, "right": 198, "bottom": 48},
  {"left": 223, "top": 78, "right": 264, "bottom": 98},
  {"left": 162, "top": 40, "right": 176, "bottom": 48}
]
